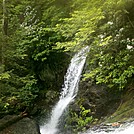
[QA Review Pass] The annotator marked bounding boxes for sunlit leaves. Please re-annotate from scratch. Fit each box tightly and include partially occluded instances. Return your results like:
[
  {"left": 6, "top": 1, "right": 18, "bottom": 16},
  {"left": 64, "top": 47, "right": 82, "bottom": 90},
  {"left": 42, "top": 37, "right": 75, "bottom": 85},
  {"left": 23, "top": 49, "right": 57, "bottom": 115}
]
[
  {"left": 82, "top": 0, "right": 134, "bottom": 90},
  {"left": 0, "top": 72, "right": 10, "bottom": 80},
  {"left": 99, "top": 36, "right": 112, "bottom": 46},
  {"left": 56, "top": 1, "right": 105, "bottom": 51}
]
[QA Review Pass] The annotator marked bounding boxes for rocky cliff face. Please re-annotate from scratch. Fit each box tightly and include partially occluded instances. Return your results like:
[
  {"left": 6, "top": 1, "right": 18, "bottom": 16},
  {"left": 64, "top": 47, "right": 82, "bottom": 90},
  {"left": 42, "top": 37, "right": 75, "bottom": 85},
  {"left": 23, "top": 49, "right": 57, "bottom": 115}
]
[
  {"left": 71, "top": 79, "right": 134, "bottom": 124},
  {"left": 104, "top": 88, "right": 134, "bottom": 123},
  {"left": 71, "top": 81, "right": 121, "bottom": 119}
]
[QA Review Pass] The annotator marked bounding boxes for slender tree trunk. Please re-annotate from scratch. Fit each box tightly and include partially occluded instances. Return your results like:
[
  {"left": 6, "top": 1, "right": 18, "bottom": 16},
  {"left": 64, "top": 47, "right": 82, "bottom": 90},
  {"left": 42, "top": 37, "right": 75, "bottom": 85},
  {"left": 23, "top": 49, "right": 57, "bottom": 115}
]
[
  {"left": 2, "top": 0, "right": 8, "bottom": 35},
  {"left": 1, "top": 0, "right": 8, "bottom": 65}
]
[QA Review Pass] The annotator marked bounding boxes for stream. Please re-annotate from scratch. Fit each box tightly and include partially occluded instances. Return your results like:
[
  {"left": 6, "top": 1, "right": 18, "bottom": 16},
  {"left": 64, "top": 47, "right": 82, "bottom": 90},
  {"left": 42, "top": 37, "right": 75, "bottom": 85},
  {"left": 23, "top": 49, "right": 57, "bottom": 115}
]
[{"left": 81, "top": 121, "right": 134, "bottom": 134}]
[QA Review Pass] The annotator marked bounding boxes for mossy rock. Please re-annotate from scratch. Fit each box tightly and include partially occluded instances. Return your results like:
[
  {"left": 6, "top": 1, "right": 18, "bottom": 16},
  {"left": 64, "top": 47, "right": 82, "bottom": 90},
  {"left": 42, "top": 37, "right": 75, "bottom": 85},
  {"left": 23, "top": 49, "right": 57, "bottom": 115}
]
[
  {"left": 0, "top": 117, "right": 40, "bottom": 134},
  {"left": 104, "top": 89, "right": 134, "bottom": 123}
]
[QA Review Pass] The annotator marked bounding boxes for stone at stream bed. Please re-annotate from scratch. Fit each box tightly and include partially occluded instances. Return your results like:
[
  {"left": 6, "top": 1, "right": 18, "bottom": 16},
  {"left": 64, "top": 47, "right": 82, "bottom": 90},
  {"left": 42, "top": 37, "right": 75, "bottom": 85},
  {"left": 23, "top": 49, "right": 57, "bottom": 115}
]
[{"left": 0, "top": 115, "right": 40, "bottom": 134}]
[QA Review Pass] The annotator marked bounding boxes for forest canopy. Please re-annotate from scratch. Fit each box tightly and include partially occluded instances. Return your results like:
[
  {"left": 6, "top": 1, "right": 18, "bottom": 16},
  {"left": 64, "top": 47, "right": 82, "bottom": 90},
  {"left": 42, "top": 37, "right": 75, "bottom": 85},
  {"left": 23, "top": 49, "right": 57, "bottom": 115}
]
[{"left": 0, "top": 0, "right": 134, "bottom": 116}]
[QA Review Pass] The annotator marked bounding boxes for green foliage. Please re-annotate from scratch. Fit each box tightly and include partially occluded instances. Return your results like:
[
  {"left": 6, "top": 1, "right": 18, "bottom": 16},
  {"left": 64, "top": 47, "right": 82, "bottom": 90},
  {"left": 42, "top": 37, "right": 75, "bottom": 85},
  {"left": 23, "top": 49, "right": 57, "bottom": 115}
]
[
  {"left": 65, "top": 105, "right": 94, "bottom": 133},
  {"left": 69, "top": 0, "right": 134, "bottom": 90},
  {"left": 15, "top": 76, "right": 39, "bottom": 110},
  {"left": 0, "top": 0, "right": 133, "bottom": 122},
  {"left": 0, "top": 72, "right": 10, "bottom": 80},
  {"left": 55, "top": 0, "right": 105, "bottom": 51},
  {"left": 20, "top": 24, "right": 63, "bottom": 62},
  {"left": 50, "top": 0, "right": 134, "bottom": 91},
  {"left": 19, "top": 21, "right": 69, "bottom": 92},
  {"left": 0, "top": 0, "right": 70, "bottom": 116},
  {"left": 0, "top": 73, "right": 39, "bottom": 113}
]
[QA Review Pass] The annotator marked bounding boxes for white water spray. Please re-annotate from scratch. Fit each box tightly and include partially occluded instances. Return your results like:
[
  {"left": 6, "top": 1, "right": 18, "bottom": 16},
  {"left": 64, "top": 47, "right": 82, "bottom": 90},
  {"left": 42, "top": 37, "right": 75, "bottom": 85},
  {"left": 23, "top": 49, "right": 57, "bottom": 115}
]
[
  {"left": 81, "top": 121, "right": 134, "bottom": 134},
  {"left": 40, "top": 46, "right": 89, "bottom": 134}
]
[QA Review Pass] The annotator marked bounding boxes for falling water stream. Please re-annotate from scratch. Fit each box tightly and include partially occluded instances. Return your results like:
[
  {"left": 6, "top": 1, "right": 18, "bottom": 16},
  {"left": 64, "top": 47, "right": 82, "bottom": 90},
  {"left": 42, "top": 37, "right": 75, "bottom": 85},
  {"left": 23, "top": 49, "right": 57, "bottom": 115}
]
[
  {"left": 40, "top": 46, "right": 89, "bottom": 134},
  {"left": 40, "top": 46, "right": 134, "bottom": 134}
]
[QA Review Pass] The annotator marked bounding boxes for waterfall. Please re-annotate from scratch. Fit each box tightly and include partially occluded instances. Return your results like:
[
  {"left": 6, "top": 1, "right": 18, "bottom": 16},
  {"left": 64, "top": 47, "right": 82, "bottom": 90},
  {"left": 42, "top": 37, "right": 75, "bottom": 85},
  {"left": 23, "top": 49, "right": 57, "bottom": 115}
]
[{"left": 40, "top": 46, "right": 89, "bottom": 134}]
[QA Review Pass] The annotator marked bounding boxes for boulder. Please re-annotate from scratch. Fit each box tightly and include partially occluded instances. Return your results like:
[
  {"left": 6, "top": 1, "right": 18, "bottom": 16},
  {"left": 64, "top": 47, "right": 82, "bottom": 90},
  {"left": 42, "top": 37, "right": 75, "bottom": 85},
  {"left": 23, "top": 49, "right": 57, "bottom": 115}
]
[{"left": 0, "top": 115, "right": 40, "bottom": 134}]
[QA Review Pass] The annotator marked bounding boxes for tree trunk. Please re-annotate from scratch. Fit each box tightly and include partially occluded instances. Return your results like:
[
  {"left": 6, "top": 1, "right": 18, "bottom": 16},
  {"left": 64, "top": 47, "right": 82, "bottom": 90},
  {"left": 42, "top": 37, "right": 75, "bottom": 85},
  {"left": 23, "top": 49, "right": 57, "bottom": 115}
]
[
  {"left": 1, "top": 0, "right": 8, "bottom": 65},
  {"left": 2, "top": 0, "right": 8, "bottom": 35}
]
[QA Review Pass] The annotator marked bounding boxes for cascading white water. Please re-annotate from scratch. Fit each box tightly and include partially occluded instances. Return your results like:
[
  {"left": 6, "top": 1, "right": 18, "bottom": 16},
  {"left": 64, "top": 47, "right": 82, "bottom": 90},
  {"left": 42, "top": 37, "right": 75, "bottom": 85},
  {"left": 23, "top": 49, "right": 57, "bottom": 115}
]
[
  {"left": 80, "top": 121, "right": 134, "bottom": 134},
  {"left": 40, "top": 46, "right": 89, "bottom": 134}
]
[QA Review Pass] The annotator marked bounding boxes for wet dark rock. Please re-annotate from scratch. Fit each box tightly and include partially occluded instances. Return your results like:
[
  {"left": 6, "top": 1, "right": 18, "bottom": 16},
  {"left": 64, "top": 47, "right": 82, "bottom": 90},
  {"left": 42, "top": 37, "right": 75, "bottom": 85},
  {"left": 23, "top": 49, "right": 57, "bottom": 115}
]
[
  {"left": 104, "top": 88, "right": 134, "bottom": 123},
  {"left": 0, "top": 115, "right": 40, "bottom": 134},
  {"left": 71, "top": 81, "right": 121, "bottom": 119},
  {"left": 70, "top": 78, "right": 134, "bottom": 126}
]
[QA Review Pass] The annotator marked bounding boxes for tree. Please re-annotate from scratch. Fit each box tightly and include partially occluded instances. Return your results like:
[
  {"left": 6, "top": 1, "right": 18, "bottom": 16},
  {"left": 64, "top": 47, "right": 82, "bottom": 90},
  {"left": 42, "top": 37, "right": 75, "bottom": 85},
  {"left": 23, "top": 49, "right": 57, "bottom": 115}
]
[
  {"left": 82, "top": 0, "right": 134, "bottom": 90},
  {"left": 55, "top": 0, "right": 105, "bottom": 51},
  {"left": 55, "top": 0, "right": 134, "bottom": 90},
  {"left": 0, "top": 0, "right": 71, "bottom": 116}
]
